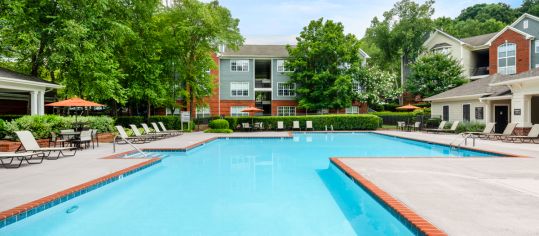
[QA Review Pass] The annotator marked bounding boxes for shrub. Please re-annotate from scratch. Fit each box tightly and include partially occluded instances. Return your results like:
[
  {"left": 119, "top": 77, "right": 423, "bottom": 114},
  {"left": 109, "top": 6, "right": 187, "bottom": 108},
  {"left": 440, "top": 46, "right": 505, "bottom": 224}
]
[
  {"left": 0, "top": 119, "right": 6, "bottom": 139},
  {"left": 455, "top": 121, "right": 485, "bottom": 133},
  {"left": 204, "top": 129, "right": 233, "bottom": 133},
  {"left": 209, "top": 119, "right": 229, "bottom": 129},
  {"left": 425, "top": 118, "right": 441, "bottom": 128},
  {"left": 0, "top": 115, "right": 24, "bottom": 122},
  {"left": 224, "top": 114, "right": 381, "bottom": 131}
]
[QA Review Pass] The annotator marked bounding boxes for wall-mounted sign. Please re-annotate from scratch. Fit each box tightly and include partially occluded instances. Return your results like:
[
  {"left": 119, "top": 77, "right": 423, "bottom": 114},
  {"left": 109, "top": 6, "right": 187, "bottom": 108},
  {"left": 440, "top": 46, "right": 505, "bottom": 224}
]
[{"left": 514, "top": 109, "right": 521, "bottom": 116}]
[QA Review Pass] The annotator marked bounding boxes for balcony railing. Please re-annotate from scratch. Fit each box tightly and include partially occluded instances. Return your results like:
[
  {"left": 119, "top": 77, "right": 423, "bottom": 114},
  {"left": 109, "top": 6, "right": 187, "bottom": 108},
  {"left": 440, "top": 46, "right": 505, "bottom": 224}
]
[
  {"left": 255, "top": 79, "right": 271, "bottom": 88},
  {"left": 471, "top": 67, "right": 489, "bottom": 77}
]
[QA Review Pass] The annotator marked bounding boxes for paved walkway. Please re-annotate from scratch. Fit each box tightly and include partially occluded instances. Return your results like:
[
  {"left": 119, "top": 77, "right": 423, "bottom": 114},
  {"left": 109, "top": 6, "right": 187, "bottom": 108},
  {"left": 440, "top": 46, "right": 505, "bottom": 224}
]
[
  {"left": 339, "top": 130, "right": 539, "bottom": 235},
  {"left": 0, "top": 132, "right": 290, "bottom": 213}
]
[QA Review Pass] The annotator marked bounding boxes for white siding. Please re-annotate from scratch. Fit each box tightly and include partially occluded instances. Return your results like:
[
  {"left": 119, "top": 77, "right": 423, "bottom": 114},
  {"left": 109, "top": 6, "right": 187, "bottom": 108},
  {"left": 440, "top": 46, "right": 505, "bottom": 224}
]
[{"left": 431, "top": 100, "right": 486, "bottom": 122}]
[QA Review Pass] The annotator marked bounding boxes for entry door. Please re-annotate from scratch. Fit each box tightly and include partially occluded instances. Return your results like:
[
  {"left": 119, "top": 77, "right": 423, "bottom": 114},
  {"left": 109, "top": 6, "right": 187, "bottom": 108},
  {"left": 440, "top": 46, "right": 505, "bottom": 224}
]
[{"left": 494, "top": 106, "right": 509, "bottom": 133}]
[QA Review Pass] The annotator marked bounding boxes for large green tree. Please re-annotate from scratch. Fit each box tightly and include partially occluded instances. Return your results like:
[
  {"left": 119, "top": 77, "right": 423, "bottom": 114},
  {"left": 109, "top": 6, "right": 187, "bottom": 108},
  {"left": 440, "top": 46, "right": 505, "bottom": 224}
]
[
  {"left": 406, "top": 53, "right": 467, "bottom": 98},
  {"left": 434, "top": 18, "right": 505, "bottom": 38},
  {"left": 456, "top": 3, "right": 519, "bottom": 24},
  {"left": 520, "top": 0, "right": 539, "bottom": 16},
  {"left": 158, "top": 0, "right": 243, "bottom": 118}
]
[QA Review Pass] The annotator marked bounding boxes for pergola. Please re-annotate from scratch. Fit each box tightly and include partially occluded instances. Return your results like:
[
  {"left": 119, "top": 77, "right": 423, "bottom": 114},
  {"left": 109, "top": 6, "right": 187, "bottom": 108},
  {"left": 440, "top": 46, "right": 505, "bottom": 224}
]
[{"left": 0, "top": 67, "right": 62, "bottom": 115}]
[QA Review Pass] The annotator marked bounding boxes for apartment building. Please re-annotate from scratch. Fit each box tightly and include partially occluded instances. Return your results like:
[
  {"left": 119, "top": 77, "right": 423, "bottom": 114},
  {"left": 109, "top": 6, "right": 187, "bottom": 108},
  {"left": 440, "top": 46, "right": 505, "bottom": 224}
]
[
  {"left": 196, "top": 45, "right": 370, "bottom": 118},
  {"left": 425, "top": 13, "right": 539, "bottom": 135}
]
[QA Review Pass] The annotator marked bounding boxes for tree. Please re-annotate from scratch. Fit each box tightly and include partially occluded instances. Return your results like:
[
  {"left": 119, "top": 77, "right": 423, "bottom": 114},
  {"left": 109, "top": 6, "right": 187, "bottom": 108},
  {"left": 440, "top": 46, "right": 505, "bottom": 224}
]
[
  {"left": 434, "top": 18, "right": 505, "bottom": 38},
  {"left": 355, "top": 67, "right": 401, "bottom": 106},
  {"left": 406, "top": 53, "right": 467, "bottom": 98},
  {"left": 158, "top": 0, "right": 243, "bottom": 118},
  {"left": 519, "top": 0, "right": 539, "bottom": 16},
  {"left": 364, "top": 0, "right": 435, "bottom": 74},
  {"left": 456, "top": 3, "right": 519, "bottom": 24}
]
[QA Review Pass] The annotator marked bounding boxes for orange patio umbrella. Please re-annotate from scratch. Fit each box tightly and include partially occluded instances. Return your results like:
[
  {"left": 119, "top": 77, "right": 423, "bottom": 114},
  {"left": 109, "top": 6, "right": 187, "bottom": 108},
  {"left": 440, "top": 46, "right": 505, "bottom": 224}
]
[
  {"left": 396, "top": 104, "right": 420, "bottom": 111},
  {"left": 241, "top": 107, "right": 264, "bottom": 125},
  {"left": 46, "top": 97, "right": 105, "bottom": 124}
]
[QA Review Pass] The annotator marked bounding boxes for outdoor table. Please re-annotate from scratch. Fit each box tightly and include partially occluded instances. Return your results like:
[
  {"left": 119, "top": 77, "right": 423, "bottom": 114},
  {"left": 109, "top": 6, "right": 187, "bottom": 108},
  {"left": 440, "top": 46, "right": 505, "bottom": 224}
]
[{"left": 60, "top": 131, "right": 81, "bottom": 141}]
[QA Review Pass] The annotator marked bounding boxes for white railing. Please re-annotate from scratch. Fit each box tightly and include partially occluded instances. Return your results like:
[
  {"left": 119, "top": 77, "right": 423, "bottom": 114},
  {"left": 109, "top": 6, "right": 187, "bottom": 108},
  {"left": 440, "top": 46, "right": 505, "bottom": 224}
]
[
  {"left": 113, "top": 135, "right": 147, "bottom": 157},
  {"left": 450, "top": 133, "right": 476, "bottom": 149}
]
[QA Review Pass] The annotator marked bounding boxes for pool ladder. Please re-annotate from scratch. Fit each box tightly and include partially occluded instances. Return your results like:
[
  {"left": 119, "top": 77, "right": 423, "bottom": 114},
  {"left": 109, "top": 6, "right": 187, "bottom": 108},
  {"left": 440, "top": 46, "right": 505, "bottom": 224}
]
[
  {"left": 113, "top": 135, "right": 147, "bottom": 157},
  {"left": 450, "top": 133, "right": 476, "bottom": 149}
]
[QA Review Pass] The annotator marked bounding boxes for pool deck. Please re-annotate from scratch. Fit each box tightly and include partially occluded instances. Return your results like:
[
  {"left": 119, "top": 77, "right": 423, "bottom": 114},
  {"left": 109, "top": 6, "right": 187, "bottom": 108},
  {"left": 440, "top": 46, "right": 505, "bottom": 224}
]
[
  {"left": 338, "top": 130, "right": 539, "bottom": 235},
  {"left": 3, "top": 130, "right": 539, "bottom": 235}
]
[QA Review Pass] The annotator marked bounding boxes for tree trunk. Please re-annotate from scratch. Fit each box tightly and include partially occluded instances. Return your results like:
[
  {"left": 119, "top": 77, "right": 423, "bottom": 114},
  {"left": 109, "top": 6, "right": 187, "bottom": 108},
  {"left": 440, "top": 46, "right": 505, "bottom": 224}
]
[
  {"left": 146, "top": 100, "right": 151, "bottom": 122},
  {"left": 30, "top": 38, "right": 46, "bottom": 76}
]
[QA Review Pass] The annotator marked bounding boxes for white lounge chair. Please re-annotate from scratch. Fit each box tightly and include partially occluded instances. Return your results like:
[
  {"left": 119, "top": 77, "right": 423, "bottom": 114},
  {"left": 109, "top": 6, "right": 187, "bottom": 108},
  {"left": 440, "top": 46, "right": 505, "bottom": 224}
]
[
  {"left": 141, "top": 123, "right": 167, "bottom": 138},
  {"left": 463, "top": 123, "right": 495, "bottom": 138},
  {"left": 439, "top": 121, "right": 460, "bottom": 133},
  {"left": 293, "top": 121, "right": 300, "bottom": 130},
  {"left": 306, "top": 121, "right": 314, "bottom": 131},
  {"left": 15, "top": 131, "right": 77, "bottom": 159},
  {"left": 0, "top": 152, "right": 44, "bottom": 168},
  {"left": 115, "top": 125, "right": 147, "bottom": 143},
  {"left": 505, "top": 124, "right": 539, "bottom": 143},
  {"left": 485, "top": 123, "right": 517, "bottom": 140},
  {"left": 151, "top": 122, "right": 177, "bottom": 136},
  {"left": 277, "top": 121, "right": 284, "bottom": 130},
  {"left": 129, "top": 125, "right": 158, "bottom": 142},
  {"left": 158, "top": 122, "right": 183, "bottom": 135},
  {"left": 424, "top": 121, "right": 447, "bottom": 133}
]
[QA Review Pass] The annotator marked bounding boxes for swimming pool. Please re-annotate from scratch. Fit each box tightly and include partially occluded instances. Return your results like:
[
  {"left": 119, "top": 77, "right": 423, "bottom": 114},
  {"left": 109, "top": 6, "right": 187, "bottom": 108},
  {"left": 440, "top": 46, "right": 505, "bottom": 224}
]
[{"left": 1, "top": 133, "right": 497, "bottom": 235}]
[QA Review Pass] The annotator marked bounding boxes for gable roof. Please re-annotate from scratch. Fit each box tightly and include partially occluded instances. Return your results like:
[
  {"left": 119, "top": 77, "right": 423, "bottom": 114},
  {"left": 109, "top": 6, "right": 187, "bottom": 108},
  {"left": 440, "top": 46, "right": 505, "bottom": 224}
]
[
  {"left": 510, "top": 13, "right": 539, "bottom": 27},
  {"left": 424, "top": 75, "right": 510, "bottom": 101},
  {"left": 486, "top": 26, "right": 535, "bottom": 45},
  {"left": 490, "top": 67, "right": 539, "bottom": 86},
  {"left": 423, "top": 29, "right": 466, "bottom": 47},
  {"left": 221, "top": 45, "right": 291, "bottom": 58},
  {"left": 0, "top": 67, "right": 60, "bottom": 88},
  {"left": 460, "top": 33, "right": 497, "bottom": 47}
]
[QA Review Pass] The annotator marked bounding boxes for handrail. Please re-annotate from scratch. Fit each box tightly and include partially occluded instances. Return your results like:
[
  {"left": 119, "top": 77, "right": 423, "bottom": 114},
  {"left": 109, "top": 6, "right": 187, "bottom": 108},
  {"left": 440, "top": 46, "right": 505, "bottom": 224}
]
[
  {"left": 449, "top": 133, "right": 476, "bottom": 149},
  {"left": 113, "top": 135, "right": 147, "bottom": 157}
]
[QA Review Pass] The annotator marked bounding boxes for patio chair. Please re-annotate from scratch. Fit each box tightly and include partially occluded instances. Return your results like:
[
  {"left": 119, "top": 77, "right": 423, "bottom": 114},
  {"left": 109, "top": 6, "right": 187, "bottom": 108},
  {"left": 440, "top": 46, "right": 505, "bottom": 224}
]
[
  {"left": 505, "top": 124, "right": 539, "bottom": 143},
  {"left": 439, "top": 121, "right": 460, "bottom": 133},
  {"left": 242, "top": 123, "right": 251, "bottom": 132},
  {"left": 277, "top": 121, "right": 284, "bottom": 130},
  {"left": 49, "top": 132, "right": 68, "bottom": 147},
  {"left": 306, "top": 121, "right": 314, "bottom": 131},
  {"left": 129, "top": 124, "right": 159, "bottom": 141},
  {"left": 0, "top": 152, "right": 45, "bottom": 168},
  {"left": 411, "top": 122, "right": 421, "bottom": 131},
  {"left": 484, "top": 123, "right": 517, "bottom": 140},
  {"left": 70, "top": 130, "right": 92, "bottom": 149},
  {"left": 397, "top": 121, "right": 406, "bottom": 131},
  {"left": 158, "top": 122, "right": 183, "bottom": 135},
  {"left": 463, "top": 123, "right": 495, "bottom": 138},
  {"left": 115, "top": 126, "right": 147, "bottom": 144},
  {"left": 424, "top": 121, "right": 447, "bottom": 133},
  {"left": 141, "top": 123, "right": 167, "bottom": 139},
  {"left": 90, "top": 129, "right": 99, "bottom": 148},
  {"left": 293, "top": 121, "right": 300, "bottom": 130},
  {"left": 15, "top": 131, "right": 77, "bottom": 159},
  {"left": 151, "top": 122, "right": 177, "bottom": 136}
]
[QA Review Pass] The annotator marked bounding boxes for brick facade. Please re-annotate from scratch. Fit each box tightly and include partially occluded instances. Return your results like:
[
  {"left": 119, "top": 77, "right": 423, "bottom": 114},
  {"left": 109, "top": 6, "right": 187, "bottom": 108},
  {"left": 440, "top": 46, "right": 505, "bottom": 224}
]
[
  {"left": 218, "top": 100, "right": 255, "bottom": 116},
  {"left": 489, "top": 29, "right": 531, "bottom": 75}
]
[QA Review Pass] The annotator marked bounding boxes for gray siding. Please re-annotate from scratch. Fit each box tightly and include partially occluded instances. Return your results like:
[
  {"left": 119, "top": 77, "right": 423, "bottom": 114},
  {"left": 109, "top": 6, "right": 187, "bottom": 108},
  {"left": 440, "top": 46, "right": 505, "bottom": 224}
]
[
  {"left": 514, "top": 16, "right": 539, "bottom": 67},
  {"left": 219, "top": 59, "right": 254, "bottom": 100},
  {"left": 271, "top": 59, "right": 295, "bottom": 101}
]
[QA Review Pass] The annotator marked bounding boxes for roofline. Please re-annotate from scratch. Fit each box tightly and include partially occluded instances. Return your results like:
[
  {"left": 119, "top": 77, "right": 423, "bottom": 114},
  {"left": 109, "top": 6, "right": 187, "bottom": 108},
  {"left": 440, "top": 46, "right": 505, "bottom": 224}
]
[
  {"left": 510, "top": 13, "right": 539, "bottom": 28},
  {"left": 479, "top": 95, "right": 513, "bottom": 101},
  {"left": 0, "top": 76, "right": 62, "bottom": 89},
  {"left": 424, "top": 93, "right": 491, "bottom": 102},
  {"left": 423, "top": 29, "right": 468, "bottom": 47},
  {"left": 490, "top": 76, "right": 539, "bottom": 86},
  {"left": 486, "top": 26, "right": 535, "bottom": 46}
]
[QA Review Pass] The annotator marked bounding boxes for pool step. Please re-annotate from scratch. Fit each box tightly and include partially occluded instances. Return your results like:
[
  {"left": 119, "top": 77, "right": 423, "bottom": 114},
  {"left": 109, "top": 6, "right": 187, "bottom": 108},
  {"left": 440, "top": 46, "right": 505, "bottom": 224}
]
[{"left": 123, "top": 153, "right": 170, "bottom": 159}]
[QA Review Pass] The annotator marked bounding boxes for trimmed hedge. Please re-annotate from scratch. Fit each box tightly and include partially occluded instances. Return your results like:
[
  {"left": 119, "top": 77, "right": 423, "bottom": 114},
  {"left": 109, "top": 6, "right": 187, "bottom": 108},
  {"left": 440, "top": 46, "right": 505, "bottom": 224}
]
[
  {"left": 224, "top": 114, "right": 381, "bottom": 131},
  {"left": 0, "top": 119, "right": 6, "bottom": 139},
  {"left": 371, "top": 110, "right": 430, "bottom": 126},
  {"left": 454, "top": 121, "right": 486, "bottom": 133},
  {"left": 209, "top": 119, "right": 229, "bottom": 129},
  {"left": 204, "top": 128, "right": 233, "bottom": 133}
]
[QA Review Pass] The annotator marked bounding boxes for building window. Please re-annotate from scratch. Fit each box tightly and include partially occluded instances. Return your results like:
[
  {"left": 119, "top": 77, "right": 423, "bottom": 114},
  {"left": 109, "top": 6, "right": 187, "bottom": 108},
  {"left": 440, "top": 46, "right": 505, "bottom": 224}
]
[
  {"left": 277, "top": 83, "right": 296, "bottom": 96},
  {"left": 442, "top": 105, "right": 449, "bottom": 121},
  {"left": 230, "top": 60, "right": 249, "bottom": 72},
  {"left": 497, "top": 43, "right": 516, "bottom": 75},
  {"left": 524, "top": 20, "right": 529, "bottom": 29},
  {"left": 463, "top": 104, "right": 470, "bottom": 122},
  {"left": 231, "top": 82, "right": 249, "bottom": 97},
  {"left": 277, "top": 106, "right": 296, "bottom": 116},
  {"left": 535, "top": 40, "right": 539, "bottom": 53},
  {"left": 276, "top": 60, "right": 293, "bottom": 72},
  {"left": 352, "top": 81, "right": 362, "bottom": 93},
  {"left": 475, "top": 107, "right": 484, "bottom": 120},
  {"left": 432, "top": 46, "right": 451, "bottom": 55},
  {"left": 196, "top": 106, "right": 210, "bottom": 118},
  {"left": 230, "top": 106, "right": 249, "bottom": 117},
  {"left": 318, "top": 108, "right": 329, "bottom": 114},
  {"left": 346, "top": 106, "right": 359, "bottom": 114}
]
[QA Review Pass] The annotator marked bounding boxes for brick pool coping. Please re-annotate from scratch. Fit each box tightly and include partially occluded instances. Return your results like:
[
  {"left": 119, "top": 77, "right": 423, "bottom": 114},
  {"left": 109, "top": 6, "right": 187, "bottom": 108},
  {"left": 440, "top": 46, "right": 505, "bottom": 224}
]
[{"left": 331, "top": 158, "right": 447, "bottom": 236}]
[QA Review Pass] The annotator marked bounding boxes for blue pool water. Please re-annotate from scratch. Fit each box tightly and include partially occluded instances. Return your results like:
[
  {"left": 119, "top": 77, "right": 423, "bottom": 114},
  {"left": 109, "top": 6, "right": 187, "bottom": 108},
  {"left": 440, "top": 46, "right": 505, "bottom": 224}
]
[{"left": 2, "top": 133, "right": 496, "bottom": 235}]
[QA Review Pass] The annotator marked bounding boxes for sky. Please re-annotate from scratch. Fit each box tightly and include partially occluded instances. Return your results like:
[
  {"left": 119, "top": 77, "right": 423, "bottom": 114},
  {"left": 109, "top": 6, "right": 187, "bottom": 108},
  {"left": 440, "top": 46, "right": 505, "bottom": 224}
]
[{"left": 214, "top": 0, "right": 522, "bottom": 44}]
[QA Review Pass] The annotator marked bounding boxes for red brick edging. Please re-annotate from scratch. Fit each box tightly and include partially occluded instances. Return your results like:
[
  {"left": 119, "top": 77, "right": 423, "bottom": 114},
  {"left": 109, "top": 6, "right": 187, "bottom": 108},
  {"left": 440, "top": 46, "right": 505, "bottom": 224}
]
[{"left": 331, "top": 158, "right": 447, "bottom": 236}]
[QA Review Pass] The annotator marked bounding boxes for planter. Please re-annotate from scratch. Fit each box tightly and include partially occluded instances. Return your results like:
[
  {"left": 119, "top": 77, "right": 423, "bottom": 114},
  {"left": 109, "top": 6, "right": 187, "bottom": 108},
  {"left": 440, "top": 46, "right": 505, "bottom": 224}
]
[
  {"left": 0, "top": 139, "right": 49, "bottom": 152},
  {"left": 97, "top": 133, "right": 115, "bottom": 143}
]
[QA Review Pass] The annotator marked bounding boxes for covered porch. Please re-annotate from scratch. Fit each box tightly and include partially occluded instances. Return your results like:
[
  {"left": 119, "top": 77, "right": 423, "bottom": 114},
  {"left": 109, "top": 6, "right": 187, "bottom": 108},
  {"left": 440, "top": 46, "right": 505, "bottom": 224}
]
[{"left": 0, "top": 68, "right": 61, "bottom": 115}]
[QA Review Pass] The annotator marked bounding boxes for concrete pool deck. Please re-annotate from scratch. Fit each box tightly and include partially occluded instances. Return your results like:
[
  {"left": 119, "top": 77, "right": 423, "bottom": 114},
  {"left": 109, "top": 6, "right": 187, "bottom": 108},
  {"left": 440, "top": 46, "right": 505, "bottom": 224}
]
[
  {"left": 338, "top": 130, "right": 539, "bottom": 235},
  {"left": 2, "top": 130, "right": 539, "bottom": 235}
]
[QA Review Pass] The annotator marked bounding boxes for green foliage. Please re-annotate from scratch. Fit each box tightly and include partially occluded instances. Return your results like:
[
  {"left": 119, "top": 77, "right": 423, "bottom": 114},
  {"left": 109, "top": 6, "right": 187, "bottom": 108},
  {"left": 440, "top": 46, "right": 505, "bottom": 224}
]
[
  {"left": 0, "top": 115, "right": 24, "bottom": 122},
  {"left": 2, "top": 115, "right": 114, "bottom": 139},
  {"left": 407, "top": 53, "right": 467, "bottom": 98},
  {"left": 356, "top": 67, "right": 401, "bottom": 105},
  {"left": 455, "top": 121, "right": 486, "bottom": 133},
  {"left": 434, "top": 18, "right": 505, "bottom": 38},
  {"left": 209, "top": 119, "right": 229, "bottom": 129},
  {"left": 520, "top": 0, "right": 539, "bottom": 16},
  {"left": 224, "top": 115, "right": 381, "bottom": 131},
  {"left": 425, "top": 118, "right": 442, "bottom": 128},
  {"left": 370, "top": 112, "right": 416, "bottom": 125},
  {"left": 204, "top": 129, "right": 233, "bottom": 133},
  {"left": 456, "top": 3, "right": 519, "bottom": 24},
  {"left": 0, "top": 119, "right": 6, "bottom": 139}
]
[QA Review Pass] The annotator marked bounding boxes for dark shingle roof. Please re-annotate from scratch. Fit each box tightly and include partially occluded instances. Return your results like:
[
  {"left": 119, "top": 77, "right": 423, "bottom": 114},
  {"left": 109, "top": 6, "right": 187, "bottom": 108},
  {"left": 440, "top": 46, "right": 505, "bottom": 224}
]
[
  {"left": 460, "top": 33, "right": 497, "bottom": 46},
  {"left": 221, "top": 45, "right": 291, "bottom": 58},
  {"left": 0, "top": 67, "right": 58, "bottom": 86},
  {"left": 491, "top": 67, "right": 539, "bottom": 84},
  {"left": 425, "top": 75, "right": 510, "bottom": 101}
]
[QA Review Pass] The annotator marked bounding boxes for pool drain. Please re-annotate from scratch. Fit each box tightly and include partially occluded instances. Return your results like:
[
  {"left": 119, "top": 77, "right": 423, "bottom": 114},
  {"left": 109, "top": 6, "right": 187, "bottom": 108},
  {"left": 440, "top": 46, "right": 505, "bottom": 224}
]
[{"left": 66, "top": 205, "right": 79, "bottom": 214}]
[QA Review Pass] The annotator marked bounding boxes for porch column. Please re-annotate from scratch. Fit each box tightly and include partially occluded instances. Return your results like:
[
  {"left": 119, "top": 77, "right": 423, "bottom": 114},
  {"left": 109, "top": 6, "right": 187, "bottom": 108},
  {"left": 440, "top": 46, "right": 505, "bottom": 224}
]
[
  {"left": 511, "top": 94, "right": 532, "bottom": 127},
  {"left": 37, "top": 90, "right": 45, "bottom": 115},
  {"left": 30, "top": 91, "right": 38, "bottom": 115},
  {"left": 484, "top": 100, "right": 492, "bottom": 123}
]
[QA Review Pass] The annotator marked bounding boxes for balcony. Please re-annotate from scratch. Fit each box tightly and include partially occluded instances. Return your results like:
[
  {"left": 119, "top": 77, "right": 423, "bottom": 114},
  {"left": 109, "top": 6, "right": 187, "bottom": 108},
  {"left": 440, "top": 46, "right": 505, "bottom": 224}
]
[
  {"left": 255, "top": 79, "right": 272, "bottom": 89},
  {"left": 470, "top": 67, "right": 489, "bottom": 79}
]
